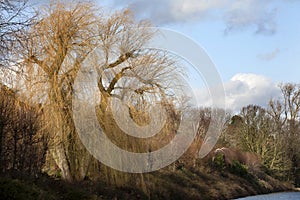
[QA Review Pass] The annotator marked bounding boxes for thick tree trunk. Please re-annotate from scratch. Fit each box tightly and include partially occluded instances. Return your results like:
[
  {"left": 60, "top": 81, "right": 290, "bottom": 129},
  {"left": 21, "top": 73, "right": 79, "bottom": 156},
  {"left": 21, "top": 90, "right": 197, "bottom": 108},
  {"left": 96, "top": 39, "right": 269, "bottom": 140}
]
[
  {"left": 51, "top": 136, "right": 91, "bottom": 182},
  {"left": 51, "top": 144, "right": 73, "bottom": 181},
  {"left": 47, "top": 89, "right": 92, "bottom": 182}
]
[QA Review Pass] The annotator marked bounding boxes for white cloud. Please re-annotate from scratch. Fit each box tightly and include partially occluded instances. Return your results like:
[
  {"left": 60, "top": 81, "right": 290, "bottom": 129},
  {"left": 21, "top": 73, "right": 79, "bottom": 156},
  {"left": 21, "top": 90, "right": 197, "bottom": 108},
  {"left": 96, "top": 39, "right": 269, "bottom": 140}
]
[
  {"left": 195, "top": 73, "right": 281, "bottom": 112},
  {"left": 113, "top": 0, "right": 278, "bottom": 35}
]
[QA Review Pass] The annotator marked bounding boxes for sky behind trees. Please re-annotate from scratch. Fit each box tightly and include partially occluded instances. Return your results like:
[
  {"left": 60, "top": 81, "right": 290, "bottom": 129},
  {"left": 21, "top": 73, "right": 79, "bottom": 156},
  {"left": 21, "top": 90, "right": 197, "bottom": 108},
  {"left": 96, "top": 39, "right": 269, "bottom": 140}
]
[
  {"left": 105, "top": 0, "right": 300, "bottom": 111},
  {"left": 29, "top": 0, "right": 300, "bottom": 111}
]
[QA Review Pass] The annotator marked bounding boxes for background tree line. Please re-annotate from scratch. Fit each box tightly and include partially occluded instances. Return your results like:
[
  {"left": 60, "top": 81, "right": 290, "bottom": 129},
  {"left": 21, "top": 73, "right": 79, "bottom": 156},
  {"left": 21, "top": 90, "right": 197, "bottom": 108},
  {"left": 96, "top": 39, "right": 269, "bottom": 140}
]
[{"left": 222, "top": 83, "right": 300, "bottom": 186}]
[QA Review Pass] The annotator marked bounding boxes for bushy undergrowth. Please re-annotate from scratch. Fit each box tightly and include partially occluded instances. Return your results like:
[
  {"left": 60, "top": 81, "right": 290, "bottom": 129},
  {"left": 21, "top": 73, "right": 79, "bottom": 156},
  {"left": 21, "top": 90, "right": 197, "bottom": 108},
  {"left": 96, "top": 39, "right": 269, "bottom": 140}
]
[{"left": 229, "top": 160, "right": 249, "bottom": 178}]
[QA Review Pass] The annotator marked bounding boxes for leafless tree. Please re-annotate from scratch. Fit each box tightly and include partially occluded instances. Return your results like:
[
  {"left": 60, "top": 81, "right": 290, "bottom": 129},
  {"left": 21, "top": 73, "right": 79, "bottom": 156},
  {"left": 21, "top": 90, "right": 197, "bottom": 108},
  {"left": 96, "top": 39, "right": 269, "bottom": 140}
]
[
  {"left": 0, "top": 83, "right": 47, "bottom": 174},
  {"left": 269, "top": 83, "right": 300, "bottom": 184},
  {"left": 225, "top": 105, "right": 291, "bottom": 179},
  {"left": 19, "top": 1, "right": 184, "bottom": 183},
  {"left": 0, "top": 0, "right": 34, "bottom": 68}
]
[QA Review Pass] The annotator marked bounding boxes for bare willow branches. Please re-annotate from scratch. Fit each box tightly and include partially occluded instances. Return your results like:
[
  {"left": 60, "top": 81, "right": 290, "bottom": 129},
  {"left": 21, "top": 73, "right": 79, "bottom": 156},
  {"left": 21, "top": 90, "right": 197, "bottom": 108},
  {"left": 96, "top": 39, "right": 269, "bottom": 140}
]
[{"left": 15, "top": 1, "right": 183, "bottom": 182}]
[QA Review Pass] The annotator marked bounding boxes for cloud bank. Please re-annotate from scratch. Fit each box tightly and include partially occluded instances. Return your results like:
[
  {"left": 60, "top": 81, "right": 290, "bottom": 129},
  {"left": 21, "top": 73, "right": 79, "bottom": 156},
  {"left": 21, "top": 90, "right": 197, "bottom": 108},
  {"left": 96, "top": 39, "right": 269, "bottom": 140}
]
[
  {"left": 113, "top": 0, "right": 278, "bottom": 35},
  {"left": 195, "top": 73, "right": 281, "bottom": 112}
]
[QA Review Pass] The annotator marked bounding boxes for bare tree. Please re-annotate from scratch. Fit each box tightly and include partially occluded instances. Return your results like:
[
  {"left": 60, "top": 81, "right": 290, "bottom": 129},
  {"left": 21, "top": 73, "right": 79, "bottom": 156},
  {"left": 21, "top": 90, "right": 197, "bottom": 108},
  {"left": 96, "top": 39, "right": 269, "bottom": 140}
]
[
  {"left": 269, "top": 83, "right": 300, "bottom": 185},
  {"left": 0, "top": 0, "right": 34, "bottom": 68},
  {"left": 0, "top": 84, "right": 15, "bottom": 171},
  {"left": 19, "top": 1, "right": 102, "bottom": 182},
  {"left": 238, "top": 105, "right": 272, "bottom": 154},
  {"left": 229, "top": 105, "right": 291, "bottom": 178},
  {"left": 19, "top": 1, "right": 184, "bottom": 183},
  {"left": 0, "top": 83, "right": 47, "bottom": 174}
]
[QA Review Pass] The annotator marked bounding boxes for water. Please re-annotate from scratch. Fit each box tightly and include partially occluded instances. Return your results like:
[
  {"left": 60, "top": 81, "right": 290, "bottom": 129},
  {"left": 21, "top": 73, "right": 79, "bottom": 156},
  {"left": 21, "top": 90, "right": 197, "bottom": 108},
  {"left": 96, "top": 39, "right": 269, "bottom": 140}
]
[{"left": 235, "top": 192, "right": 300, "bottom": 200}]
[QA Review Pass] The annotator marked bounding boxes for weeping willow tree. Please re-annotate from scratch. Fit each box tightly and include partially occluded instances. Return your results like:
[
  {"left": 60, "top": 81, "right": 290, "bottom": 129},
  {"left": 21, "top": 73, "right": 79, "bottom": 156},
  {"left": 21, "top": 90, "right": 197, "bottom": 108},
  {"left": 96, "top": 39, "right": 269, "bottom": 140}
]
[{"left": 16, "top": 1, "right": 185, "bottom": 184}]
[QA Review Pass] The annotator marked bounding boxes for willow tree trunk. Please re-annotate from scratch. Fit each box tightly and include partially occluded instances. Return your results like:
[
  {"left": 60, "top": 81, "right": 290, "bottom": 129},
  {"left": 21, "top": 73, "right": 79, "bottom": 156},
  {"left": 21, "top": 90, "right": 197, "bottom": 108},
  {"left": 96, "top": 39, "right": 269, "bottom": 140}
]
[{"left": 47, "top": 86, "right": 92, "bottom": 182}]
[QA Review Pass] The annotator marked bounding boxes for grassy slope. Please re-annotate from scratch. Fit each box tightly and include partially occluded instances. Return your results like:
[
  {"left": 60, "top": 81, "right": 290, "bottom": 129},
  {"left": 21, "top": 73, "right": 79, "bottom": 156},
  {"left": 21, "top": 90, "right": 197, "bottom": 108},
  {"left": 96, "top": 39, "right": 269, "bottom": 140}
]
[{"left": 0, "top": 165, "right": 294, "bottom": 200}]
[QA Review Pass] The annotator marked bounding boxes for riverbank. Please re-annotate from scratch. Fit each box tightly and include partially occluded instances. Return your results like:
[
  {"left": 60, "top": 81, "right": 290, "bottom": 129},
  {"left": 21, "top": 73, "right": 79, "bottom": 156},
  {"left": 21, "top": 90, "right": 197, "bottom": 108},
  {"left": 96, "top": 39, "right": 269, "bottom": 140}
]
[
  {"left": 143, "top": 166, "right": 294, "bottom": 200},
  {"left": 0, "top": 166, "right": 294, "bottom": 200}
]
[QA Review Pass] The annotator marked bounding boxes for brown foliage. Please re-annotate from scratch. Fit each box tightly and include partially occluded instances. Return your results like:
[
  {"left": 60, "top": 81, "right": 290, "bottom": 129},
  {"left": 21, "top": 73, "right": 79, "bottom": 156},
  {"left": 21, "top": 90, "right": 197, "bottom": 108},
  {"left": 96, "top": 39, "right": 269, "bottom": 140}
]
[
  {"left": 212, "top": 147, "right": 262, "bottom": 172},
  {"left": 0, "top": 84, "right": 48, "bottom": 175}
]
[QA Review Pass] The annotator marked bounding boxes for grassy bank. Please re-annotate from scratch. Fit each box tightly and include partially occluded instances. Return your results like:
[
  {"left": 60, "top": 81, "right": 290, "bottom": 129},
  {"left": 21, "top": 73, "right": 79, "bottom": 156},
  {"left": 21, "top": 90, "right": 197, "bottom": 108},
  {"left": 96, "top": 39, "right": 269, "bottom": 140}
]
[{"left": 0, "top": 165, "right": 294, "bottom": 200}]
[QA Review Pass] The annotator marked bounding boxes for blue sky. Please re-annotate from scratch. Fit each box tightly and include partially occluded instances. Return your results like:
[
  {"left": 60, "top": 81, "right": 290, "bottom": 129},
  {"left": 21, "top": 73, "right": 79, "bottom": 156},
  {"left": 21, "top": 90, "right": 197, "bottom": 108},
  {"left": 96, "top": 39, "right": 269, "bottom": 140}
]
[
  {"left": 99, "top": 0, "right": 300, "bottom": 82},
  {"left": 97, "top": 0, "right": 300, "bottom": 111},
  {"left": 29, "top": 0, "right": 300, "bottom": 111}
]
